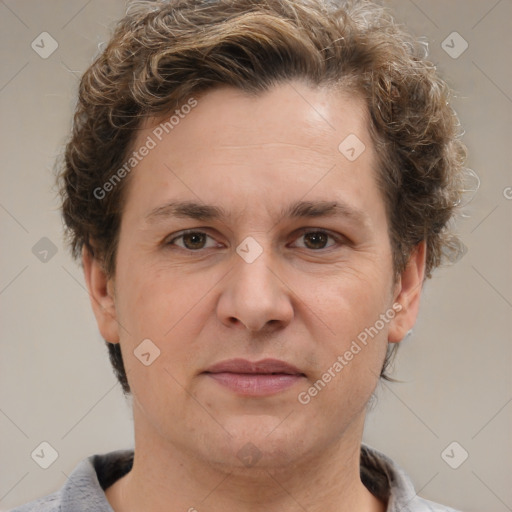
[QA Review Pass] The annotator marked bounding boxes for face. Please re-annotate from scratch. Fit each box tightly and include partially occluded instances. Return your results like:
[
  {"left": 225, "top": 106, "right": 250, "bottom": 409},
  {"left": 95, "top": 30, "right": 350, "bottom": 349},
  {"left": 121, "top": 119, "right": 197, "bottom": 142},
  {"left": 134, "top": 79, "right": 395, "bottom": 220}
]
[{"left": 85, "top": 81, "right": 424, "bottom": 470}]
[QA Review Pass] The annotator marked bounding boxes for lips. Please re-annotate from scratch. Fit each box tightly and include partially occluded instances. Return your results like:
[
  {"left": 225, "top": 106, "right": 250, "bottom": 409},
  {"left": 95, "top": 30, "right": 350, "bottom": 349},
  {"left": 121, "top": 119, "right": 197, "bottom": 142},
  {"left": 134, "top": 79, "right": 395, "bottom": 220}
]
[
  {"left": 203, "top": 358, "right": 305, "bottom": 396},
  {"left": 204, "top": 358, "right": 304, "bottom": 376}
]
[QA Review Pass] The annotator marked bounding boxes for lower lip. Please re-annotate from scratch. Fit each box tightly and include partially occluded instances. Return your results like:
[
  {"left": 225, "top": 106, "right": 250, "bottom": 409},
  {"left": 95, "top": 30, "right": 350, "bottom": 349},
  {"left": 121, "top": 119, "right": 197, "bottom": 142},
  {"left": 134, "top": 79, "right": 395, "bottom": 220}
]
[{"left": 205, "top": 372, "right": 304, "bottom": 396}]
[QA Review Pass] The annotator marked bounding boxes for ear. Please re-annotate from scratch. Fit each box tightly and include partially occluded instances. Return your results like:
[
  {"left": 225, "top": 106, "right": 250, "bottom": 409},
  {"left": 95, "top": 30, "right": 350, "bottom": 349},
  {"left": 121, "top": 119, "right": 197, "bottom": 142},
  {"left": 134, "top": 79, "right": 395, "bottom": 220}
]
[
  {"left": 388, "top": 240, "right": 427, "bottom": 343},
  {"left": 82, "top": 246, "right": 120, "bottom": 344}
]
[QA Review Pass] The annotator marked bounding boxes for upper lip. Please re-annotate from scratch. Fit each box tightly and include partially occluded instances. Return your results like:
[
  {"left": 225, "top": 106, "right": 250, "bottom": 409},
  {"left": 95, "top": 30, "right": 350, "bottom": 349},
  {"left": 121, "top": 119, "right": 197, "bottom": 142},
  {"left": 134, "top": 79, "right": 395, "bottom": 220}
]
[{"left": 204, "top": 358, "right": 304, "bottom": 375}]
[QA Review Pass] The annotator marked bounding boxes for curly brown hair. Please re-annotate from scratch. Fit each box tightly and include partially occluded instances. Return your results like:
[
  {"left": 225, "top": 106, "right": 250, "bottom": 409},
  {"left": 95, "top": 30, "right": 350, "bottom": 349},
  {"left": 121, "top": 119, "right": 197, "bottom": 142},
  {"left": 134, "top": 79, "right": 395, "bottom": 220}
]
[{"left": 59, "top": 0, "right": 466, "bottom": 394}]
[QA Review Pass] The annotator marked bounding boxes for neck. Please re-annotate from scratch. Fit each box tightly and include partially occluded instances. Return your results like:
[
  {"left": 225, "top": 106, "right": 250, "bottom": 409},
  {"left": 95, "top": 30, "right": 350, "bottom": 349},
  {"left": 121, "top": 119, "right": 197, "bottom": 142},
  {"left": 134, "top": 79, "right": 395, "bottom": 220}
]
[{"left": 106, "top": 407, "right": 386, "bottom": 512}]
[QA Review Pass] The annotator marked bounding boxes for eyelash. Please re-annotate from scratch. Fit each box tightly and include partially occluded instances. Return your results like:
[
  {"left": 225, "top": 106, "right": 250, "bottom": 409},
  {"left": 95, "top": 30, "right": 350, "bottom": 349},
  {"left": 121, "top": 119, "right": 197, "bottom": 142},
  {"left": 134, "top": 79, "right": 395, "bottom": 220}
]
[{"left": 165, "top": 228, "right": 345, "bottom": 252}]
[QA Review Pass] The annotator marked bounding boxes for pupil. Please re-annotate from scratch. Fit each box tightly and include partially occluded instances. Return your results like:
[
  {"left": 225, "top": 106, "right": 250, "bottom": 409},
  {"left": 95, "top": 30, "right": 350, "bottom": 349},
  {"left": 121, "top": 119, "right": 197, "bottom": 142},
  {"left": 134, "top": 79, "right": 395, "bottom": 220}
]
[{"left": 305, "top": 232, "right": 327, "bottom": 249}]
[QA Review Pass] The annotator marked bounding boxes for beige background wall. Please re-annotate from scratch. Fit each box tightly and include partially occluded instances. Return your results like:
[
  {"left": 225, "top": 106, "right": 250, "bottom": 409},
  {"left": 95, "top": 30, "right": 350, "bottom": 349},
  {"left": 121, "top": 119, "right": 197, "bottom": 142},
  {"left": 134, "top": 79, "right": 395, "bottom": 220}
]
[{"left": 1, "top": 1, "right": 511, "bottom": 510}]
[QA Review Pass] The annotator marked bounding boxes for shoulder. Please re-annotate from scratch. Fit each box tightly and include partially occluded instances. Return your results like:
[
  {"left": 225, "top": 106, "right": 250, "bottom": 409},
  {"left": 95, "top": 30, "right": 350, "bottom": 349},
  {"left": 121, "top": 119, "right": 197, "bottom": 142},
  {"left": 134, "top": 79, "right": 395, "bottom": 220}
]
[
  {"left": 405, "top": 494, "right": 463, "bottom": 511},
  {"left": 7, "top": 449, "right": 134, "bottom": 512},
  {"left": 360, "top": 444, "right": 464, "bottom": 512},
  {"left": 8, "top": 492, "right": 61, "bottom": 512}
]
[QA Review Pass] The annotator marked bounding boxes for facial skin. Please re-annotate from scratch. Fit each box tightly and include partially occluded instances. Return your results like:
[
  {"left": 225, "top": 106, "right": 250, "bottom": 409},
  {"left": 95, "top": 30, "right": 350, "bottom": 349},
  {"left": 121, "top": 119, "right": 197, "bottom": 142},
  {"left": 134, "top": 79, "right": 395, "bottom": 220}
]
[{"left": 84, "top": 80, "right": 426, "bottom": 512}]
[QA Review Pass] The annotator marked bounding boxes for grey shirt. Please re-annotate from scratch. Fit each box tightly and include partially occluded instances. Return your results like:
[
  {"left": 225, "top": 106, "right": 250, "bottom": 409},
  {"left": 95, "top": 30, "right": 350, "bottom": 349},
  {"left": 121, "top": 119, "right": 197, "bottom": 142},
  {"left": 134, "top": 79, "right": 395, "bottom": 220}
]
[{"left": 10, "top": 444, "right": 461, "bottom": 511}]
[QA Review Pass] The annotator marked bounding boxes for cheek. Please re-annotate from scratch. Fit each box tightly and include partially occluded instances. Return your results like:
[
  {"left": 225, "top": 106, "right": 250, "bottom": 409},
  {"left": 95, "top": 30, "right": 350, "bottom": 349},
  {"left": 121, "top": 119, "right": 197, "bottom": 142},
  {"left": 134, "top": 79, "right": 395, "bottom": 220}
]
[
  {"left": 116, "top": 263, "right": 197, "bottom": 336},
  {"left": 113, "top": 265, "right": 216, "bottom": 384},
  {"left": 302, "top": 260, "right": 393, "bottom": 395},
  {"left": 320, "top": 261, "right": 393, "bottom": 331},
  {"left": 301, "top": 290, "right": 390, "bottom": 420}
]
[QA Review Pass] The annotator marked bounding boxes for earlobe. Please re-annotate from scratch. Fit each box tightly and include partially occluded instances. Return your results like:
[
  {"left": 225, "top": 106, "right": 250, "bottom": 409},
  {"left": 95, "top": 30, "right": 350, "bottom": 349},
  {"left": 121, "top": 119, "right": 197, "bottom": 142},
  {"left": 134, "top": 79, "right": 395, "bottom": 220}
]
[
  {"left": 82, "top": 246, "right": 120, "bottom": 343},
  {"left": 388, "top": 241, "right": 427, "bottom": 343}
]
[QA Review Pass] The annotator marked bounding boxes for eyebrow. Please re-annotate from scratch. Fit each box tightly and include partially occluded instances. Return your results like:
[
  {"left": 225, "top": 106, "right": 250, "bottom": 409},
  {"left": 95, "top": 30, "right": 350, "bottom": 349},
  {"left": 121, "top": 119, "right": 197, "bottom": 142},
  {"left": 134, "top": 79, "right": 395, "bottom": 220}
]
[{"left": 145, "top": 199, "right": 368, "bottom": 226}]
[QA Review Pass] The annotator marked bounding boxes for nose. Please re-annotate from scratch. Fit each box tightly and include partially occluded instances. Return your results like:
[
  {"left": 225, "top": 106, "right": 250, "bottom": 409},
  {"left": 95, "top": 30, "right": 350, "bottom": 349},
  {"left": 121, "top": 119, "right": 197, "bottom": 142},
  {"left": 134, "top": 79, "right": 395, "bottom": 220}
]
[{"left": 216, "top": 244, "right": 294, "bottom": 333}]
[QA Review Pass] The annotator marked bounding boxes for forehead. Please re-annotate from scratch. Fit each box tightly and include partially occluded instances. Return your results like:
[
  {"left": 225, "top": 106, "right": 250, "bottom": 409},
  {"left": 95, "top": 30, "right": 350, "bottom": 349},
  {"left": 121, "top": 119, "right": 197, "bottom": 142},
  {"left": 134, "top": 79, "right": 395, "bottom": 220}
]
[
  {"left": 121, "top": 81, "right": 381, "bottom": 225},
  {"left": 142, "top": 82, "right": 370, "bottom": 158}
]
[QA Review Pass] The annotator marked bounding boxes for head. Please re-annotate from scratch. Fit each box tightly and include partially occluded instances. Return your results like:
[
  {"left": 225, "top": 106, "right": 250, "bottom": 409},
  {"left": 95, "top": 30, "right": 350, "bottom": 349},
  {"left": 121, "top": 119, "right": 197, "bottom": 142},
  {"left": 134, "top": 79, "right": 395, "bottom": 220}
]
[{"left": 59, "top": 0, "right": 465, "bottom": 467}]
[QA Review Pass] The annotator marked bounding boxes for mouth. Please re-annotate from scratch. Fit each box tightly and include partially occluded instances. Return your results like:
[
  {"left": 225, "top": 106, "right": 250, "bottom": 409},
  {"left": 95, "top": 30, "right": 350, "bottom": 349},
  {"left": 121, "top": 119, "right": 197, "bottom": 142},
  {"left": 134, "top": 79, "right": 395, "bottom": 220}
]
[{"left": 203, "top": 358, "right": 306, "bottom": 396}]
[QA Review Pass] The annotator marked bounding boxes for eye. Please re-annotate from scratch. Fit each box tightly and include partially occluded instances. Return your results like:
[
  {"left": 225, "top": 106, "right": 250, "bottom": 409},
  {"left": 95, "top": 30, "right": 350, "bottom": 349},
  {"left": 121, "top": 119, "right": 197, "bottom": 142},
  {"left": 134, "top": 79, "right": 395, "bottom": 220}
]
[
  {"left": 291, "top": 229, "right": 340, "bottom": 250},
  {"left": 167, "top": 230, "right": 220, "bottom": 251},
  {"left": 166, "top": 228, "right": 344, "bottom": 252}
]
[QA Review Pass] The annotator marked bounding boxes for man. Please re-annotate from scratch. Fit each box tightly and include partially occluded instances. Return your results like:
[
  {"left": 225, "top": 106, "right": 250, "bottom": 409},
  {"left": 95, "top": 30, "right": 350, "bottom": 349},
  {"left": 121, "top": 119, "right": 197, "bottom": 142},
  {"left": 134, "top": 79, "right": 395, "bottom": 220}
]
[{"left": 12, "top": 0, "right": 466, "bottom": 510}]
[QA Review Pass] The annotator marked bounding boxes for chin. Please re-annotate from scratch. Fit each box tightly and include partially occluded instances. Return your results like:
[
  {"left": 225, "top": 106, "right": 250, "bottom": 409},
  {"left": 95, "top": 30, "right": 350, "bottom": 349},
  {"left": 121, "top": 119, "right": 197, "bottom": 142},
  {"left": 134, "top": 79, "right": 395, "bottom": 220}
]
[{"left": 198, "top": 416, "right": 312, "bottom": 469}]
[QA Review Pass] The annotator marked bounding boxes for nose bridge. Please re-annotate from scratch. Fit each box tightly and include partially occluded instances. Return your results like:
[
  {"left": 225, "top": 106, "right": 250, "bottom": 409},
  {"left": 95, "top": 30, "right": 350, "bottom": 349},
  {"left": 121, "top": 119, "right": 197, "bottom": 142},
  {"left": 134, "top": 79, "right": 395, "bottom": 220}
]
[
  {"left": 216, "top": 237, "right": 293, "bottom": 331},
  {"left": 235, "top": 241, "right": 275, "bottom": 297}
]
